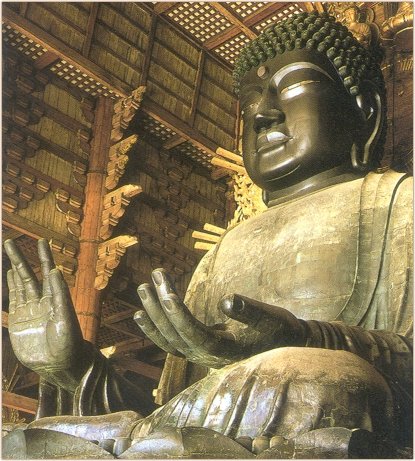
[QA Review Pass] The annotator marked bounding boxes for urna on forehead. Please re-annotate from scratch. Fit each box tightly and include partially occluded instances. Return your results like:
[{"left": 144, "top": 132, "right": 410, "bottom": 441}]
[{"left": 233, "top": 11, "right": 385, "bottom": 98}]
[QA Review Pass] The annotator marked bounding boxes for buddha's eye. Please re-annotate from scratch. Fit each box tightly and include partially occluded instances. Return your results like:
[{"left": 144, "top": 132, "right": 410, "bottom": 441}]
[{"left": 280, "top": 80, "right": 320, "bottom": 99}]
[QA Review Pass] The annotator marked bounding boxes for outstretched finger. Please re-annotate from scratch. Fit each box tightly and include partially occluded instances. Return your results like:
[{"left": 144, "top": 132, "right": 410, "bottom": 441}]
[
  {"left": 134, "top": 310, "right": 180, "bottom": 355},
  {"left": 220, "top": 294, "right": 262, "bottom": 326},
  {"left": 4, "top": 239, "right": 40, "bottom": 301},
  {"left": 6, "top": 270, "right": 17, "bottom": 314},
  {"left": 137, "top": 283, "right": 190, "bottom": 354},
  {"left": 12, "top": 265, "right": 26, "bottom": 307},
  {"left": 38, "top": 239, "right": 55, "bottom": 297},
  {"left": 220, "top": 294, "right": 306, "bottom": 346},
  {"left": 49, "top": 269, "right": 79, "bottom": 329},
  {"left": 152, "top": 269, "right": 240, "bottom": 365}
]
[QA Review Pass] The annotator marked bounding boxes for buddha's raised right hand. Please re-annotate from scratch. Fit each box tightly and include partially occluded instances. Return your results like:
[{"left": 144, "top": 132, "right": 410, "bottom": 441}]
[
  {"left": 4, "top": 239, "right": 92, "bottom": 392},
  {"left": 134, "top": 269, "right": 307, "bottom": 368}
]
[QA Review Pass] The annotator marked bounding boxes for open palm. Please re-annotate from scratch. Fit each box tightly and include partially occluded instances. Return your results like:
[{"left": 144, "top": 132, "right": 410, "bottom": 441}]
[{"left": 4, "top": 239, "right": 90, "bottom": 392}]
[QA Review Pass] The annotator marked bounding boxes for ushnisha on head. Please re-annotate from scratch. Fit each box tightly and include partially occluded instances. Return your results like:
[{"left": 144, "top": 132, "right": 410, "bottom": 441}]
[{"left": 233, "top": 11, "right": 387, "bottom": 203}]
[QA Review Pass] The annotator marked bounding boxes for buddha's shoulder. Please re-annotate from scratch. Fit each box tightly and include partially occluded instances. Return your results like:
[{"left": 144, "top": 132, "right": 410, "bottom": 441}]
[{"left": 363, "top": 170, "right": 412, "bottom": 207}]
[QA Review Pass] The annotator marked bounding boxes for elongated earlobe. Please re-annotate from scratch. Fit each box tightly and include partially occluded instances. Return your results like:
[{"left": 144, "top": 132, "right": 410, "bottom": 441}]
[{"left": 351, "top": 82, "right": 383, "bottom": 171}]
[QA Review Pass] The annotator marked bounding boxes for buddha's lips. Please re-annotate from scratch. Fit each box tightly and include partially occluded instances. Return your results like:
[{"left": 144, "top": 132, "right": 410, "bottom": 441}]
[{"left": 256, "top": 130, "right": 292, "bottom": 154}]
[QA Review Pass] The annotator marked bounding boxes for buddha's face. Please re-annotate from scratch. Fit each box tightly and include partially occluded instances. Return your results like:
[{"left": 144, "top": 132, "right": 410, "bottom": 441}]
[{"left": 240, "top": 49, "right": 363, "bottom": 192}]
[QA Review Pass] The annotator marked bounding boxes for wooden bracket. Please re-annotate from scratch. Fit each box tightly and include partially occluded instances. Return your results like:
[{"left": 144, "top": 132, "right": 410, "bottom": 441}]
[
  {"left": 100, "top": 184, "right": 142, "bottom": 240},
  {"left": 105, "top": 134, "right": 139, "bottom": 190},
  {"left": 111, "top": 86, "right": 146, "bottom": 143},
  {"left": 193, "top": 223, "right": 226, "bottom": 252},
  {"left": 54, "top": 188, "right": 84, "bottom": 237},
  {"left": 3, "top": 162, "right": 51, "bottom": 213},
  {"left": 95, "top": 235, "right": 139, "bottom": 290}
]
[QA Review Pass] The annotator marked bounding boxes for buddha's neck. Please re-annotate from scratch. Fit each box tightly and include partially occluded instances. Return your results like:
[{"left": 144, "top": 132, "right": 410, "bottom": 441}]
[{"left": 265, "top": 165, "right": 364, "bottom": 208}]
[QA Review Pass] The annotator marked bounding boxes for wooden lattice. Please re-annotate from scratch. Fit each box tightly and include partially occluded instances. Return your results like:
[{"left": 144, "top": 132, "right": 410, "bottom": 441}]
[
  {"left": 213, "top": 33, "right": 251, "bottom": 65},
  {"left": 253, "top": 3, "right": 304, "bottom": 31},
  {"left": 167, "top": 2, "right": 234, "bottom": 43},
  {"left": 174, "top": 141, "right": 212, "bottom": 169},
  {"left": 2, "top": 24, "right": 47, "bottom": 60},
  {"left": 49, "top": 60, "right": 120, "bottom": 99},
  {"left": 139, "top": 115, "right": 177, "bottom": 142},
  {"left": 226, "top": 2, "right": 268, "bottom": 19}
]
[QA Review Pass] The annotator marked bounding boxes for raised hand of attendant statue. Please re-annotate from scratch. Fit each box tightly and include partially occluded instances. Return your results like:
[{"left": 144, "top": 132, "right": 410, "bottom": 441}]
[
  {"left": 134, "top": 268, "right": 307, "bottom": 368},
  {"left": 4, "top": 239, "right": 91, "bottom": 392}
]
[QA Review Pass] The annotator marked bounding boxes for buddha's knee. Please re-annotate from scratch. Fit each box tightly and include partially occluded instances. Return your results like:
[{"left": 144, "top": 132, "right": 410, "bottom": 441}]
[{"left": 134, "top": 347, "right": 395, "bottom": 442}]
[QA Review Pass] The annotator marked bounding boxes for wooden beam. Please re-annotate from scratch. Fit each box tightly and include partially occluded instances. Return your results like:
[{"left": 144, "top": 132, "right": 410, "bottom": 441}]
[
  {"left": 142, "top": 99, "right": 218, "bottom": 157},
  {"left": 153, "top": 2, "right": 177, "bottom": 15},
  {"left": 162, "top": 134, "right": 186, "bottom": 150},
  {"left": 2, "top": 5, "right": 129, "bottom": 98},
  {"left": 140, "top": 14, "right": 158, "bottom": 86},
  {"left": 189, "top": 50, "right": 205, "bottom": 126},
  {"left": 109, "top": 338, "right": 155, "bottom": 356},
  {"left": 211, "top": 3, "right": 258, "bottom": 40},
  {"left": 19, "top": 2, "right": 29, "bottom": 17},
  {"left": 82, "top": 3, "right": 99, "bottom": 57},
  {"left": 102, "top": 310, "right": 135, "bottom": 325},
  {"left": 204, "top": 25, "right": 240, "bottom": 50},
  {"left": 3, "top": 212, "right": 78, "bottom": 249},
  {"left": 114, "top": 357, "right": 162, "bottom": 381},
  {"left": 1, "top": 227, "right": 23, "bottom": 243},
  {"left": 33, "top": 50, "right": 60, "bottom": 70},
  {"left": 205, "top": 3, "right": 289, "bottom": 50},
  {"left": 15, "top": 372, "right": 39, "bottom": 391},
  {"left": 2, "top": 391, "right": 38, "bottom": 414},
  {"left": 2, "top": 311, "right": 9, "bottom": 328}
]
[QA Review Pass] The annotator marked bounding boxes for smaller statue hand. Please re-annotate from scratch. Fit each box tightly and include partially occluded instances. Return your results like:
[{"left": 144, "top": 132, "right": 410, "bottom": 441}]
[
  {"left": 134, "top": 269, "right": 307, "bottom": 368},
  {"left": 4, "top": 239, "right": 91, "bottom": 392}
]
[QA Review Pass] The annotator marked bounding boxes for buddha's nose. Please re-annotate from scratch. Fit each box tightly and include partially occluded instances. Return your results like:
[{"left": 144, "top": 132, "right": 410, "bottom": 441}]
[{"left": 254, "top": 109, "right": 285, "bottom": 132}]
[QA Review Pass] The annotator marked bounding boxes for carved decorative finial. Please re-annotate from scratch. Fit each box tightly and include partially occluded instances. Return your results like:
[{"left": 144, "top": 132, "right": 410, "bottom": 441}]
[
  {"left": 105, "top": 134, "right": 139, "bottom": 190},
  {"left": 100, "top": 184, "right": 142, "bottom": 240},
  {"left": 95, "top": 235, "right": 139, "bottom": 290},
  {"left": 111, "top": 86, "right": 146, "bottom": 143}
]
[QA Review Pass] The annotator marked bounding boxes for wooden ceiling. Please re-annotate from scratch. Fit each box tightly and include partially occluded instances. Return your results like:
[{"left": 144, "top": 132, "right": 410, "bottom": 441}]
[{"left": 2, "top": 2, "right": 320, "bottom": 173}]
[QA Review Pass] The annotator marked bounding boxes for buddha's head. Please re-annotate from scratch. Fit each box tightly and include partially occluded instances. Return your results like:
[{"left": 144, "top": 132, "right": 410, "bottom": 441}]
[{"left": 233, "top": 11, "right": 386, "bottom": 196}]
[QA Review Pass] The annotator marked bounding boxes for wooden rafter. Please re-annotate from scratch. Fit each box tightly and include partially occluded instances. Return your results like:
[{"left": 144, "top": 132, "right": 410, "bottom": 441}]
[
  {"left": 143, "top": 99, "right": 218, "bottom": 157},
  {"left": 162, "top": 134, "right": 186, "bottom": 150},
  {"left": 105, "top": 338, "right": 154, "bottom": 357},
  {"left": 189, "top": 50, "right": 205, "bottom": 126},
  {"left": 153, "top": 2, "right": 177, "bottom": 15},
  {"left": 2, "top": 311, "right": 9, "bottom": 328},
  {"left": 2, "top": 5, "right": 130, "bottom": 98},
  {"left": 3, "top": 5, "right": 223, "bottom": 164},
  {"left": 19, "top": 2, "right": 29, "bottom": 17},
  {"left": 33, "top": 50, "right": 60, "bottom": 71},
  {"left": 114, "top": 357, "right": 162, "bottom": 381},
  {"left": 15, "top": 372, "right": 39, "bottom": 391},
  {"left": 140, "top": 14, "right": 158, "bottom": 86},
  {"left": 205, "top": 3, "right": 289, "bottom": 50},
  {"left": 82, "top": 2, "right": 99, "bottom": 57},
  {"left": 211, "top": 3, "right": 258, "bottom": 40},
  {"left": 2, "top": 391, "right": 38, "bottom": 414}
]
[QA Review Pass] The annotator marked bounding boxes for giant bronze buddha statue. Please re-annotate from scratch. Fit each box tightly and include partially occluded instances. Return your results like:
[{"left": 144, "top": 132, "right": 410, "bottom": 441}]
[{"left": 3, "top": 11, "right": 412, "bottom": 459}]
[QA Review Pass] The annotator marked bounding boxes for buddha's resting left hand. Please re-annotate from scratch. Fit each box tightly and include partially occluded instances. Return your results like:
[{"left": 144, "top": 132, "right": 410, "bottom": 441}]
[{"left": 134, "top": 269, "right": 307, "bottom": 368}]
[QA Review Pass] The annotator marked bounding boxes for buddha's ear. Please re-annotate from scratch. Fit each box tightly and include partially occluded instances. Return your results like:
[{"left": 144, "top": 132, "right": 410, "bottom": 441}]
[{"left": 350, "top": 80, "right": 384, "bottom": 171}]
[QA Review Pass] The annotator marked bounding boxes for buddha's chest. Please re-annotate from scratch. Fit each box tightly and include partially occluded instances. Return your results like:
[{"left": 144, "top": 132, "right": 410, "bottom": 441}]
[{"left": 206, "top": 182, "right": 362, "bottom": 322}]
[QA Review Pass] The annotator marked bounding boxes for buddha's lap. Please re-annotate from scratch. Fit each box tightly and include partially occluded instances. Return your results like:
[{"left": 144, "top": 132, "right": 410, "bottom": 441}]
[{"left": 133, "top": 347, "right": 394, "bottom": 440}]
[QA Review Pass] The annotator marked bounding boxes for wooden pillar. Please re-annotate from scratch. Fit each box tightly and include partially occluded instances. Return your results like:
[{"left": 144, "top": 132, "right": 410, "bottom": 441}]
[{"left": 71, "top": 96, "right": 113, "bottom": 343}]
